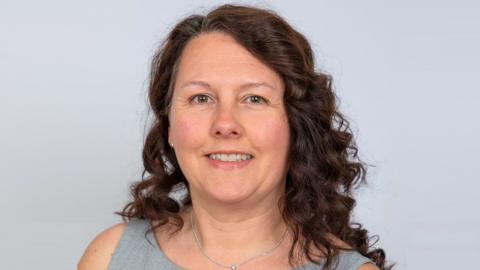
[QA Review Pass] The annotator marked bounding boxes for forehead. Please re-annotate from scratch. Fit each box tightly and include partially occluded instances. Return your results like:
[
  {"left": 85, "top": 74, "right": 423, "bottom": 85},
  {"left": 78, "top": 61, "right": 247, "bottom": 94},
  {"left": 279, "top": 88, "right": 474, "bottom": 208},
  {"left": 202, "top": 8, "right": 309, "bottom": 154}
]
[{"left": 174, "top": 32, "right": 284, "bottom": 90}]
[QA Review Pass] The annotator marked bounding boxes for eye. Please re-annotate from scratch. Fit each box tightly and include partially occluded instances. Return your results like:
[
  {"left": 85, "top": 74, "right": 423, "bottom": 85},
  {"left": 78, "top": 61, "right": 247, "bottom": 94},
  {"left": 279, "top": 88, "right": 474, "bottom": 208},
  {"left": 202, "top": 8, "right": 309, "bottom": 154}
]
[
  {"left": 245, "top": 95, "right": 268, "bottom": 104},
  {"left": 190, "top": 94, "right": 213, "bottom": 104}
]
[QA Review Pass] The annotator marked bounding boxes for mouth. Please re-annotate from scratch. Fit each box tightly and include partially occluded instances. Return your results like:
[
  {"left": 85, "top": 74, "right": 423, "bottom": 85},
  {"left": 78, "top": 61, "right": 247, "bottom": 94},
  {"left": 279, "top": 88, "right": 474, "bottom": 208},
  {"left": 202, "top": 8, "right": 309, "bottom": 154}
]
[
  {"left": 205, "top": 153, "right": 254, "bottom": 162},
  {"left": 204, "top": 151, "right": 254, "bottom": 170}
]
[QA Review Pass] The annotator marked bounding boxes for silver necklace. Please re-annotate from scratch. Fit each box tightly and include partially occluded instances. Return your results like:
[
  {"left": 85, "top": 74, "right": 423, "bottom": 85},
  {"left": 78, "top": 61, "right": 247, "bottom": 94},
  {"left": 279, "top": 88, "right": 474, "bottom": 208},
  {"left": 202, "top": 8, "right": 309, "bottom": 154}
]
[{"left": 190, "top": 211, "right": 288, "bottom": 270}]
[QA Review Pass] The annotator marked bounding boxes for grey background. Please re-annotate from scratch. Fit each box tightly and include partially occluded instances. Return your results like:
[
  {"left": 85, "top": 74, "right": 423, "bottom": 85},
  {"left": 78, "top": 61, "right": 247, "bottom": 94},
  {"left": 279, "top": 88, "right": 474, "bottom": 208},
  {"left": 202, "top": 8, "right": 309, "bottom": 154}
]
[{"left": 1, "top": 0, "right": 479, "bottom": 269}]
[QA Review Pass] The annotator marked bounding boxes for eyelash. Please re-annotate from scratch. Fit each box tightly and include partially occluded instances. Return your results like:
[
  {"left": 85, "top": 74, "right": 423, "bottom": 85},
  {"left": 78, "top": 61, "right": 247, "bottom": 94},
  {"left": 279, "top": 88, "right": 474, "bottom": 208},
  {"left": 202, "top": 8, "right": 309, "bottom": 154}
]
[
  {"left": 190, "top": 94, "right": 268, "bottom": 105},
  {"left": 190, "top": 94, "right": 212, "bottom": 104}
]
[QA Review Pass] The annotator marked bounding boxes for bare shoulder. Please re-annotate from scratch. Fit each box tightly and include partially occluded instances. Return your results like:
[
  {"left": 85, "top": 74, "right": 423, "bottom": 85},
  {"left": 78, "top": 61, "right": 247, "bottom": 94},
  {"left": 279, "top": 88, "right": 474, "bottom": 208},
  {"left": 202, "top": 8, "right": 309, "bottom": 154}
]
[
  {"left": 358, "top": 262, "right": 381, "bottom": 270},
  {"left": 77, "top": 222, "right": 127, "bottom": 270}
]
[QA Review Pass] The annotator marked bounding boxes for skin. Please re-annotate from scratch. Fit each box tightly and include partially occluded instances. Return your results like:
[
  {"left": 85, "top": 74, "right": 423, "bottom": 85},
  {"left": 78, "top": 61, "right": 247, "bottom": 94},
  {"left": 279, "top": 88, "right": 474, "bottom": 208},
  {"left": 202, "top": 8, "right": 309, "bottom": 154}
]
[
  {"left": 77, "top": 32, "right": 380, "bottom": 270},
  {"left": 168, "top": 32, "right": 290, "bottom": 210},
  {"left": 164, "top": 31, "right": 292, "bottom": 269}
]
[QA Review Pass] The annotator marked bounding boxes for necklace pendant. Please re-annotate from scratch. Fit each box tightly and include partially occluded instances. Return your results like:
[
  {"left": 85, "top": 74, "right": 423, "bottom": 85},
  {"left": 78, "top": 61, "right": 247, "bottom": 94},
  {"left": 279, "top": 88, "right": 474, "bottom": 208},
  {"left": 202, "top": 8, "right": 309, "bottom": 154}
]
[{"left": 230, "top": 265, "right": 238, "bottom": 270}]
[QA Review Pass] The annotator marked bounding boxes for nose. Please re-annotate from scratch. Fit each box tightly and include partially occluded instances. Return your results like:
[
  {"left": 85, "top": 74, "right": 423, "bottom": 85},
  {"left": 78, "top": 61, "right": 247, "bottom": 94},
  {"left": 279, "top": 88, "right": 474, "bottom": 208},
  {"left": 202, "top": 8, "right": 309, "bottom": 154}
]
[{"left": 210, "top": 103, "right": 243, "bottom": 139}]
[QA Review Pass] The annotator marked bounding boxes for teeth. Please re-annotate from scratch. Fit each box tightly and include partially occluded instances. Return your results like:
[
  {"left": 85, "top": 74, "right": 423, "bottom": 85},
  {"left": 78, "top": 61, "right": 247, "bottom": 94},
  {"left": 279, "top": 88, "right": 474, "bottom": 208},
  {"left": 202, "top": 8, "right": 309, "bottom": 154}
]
[{"left": 208, "top": 153, "right": 253, "bottom": 162}]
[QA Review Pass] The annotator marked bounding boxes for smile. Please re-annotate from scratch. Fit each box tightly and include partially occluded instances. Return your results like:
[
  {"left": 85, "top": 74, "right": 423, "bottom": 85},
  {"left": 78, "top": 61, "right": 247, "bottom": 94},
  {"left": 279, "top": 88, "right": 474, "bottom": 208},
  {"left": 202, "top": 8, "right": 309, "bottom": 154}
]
[
  {"left": 207, "top": 153, "right": 253, "bottom": 162},
  {"left": 204, "top": 153, "right": 254, "bottom": 170}
]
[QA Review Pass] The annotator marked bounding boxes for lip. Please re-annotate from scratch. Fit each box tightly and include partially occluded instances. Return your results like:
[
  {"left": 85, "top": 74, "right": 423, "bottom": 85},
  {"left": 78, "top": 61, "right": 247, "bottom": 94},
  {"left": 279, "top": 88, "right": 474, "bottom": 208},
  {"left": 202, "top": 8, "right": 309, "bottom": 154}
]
[
  {"left": 205, "top": 150, "right": 254, "bottom": 156},
  {"left": 204, "top": 155, "right": 253, "bottom": 170}
]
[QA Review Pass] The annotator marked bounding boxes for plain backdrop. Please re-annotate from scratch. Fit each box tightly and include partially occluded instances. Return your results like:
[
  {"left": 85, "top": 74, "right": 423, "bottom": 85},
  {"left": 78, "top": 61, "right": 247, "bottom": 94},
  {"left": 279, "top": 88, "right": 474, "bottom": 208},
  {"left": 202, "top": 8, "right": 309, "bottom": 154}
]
[{"left": 1, "top": 1, "right": 479, "bottom": 269}]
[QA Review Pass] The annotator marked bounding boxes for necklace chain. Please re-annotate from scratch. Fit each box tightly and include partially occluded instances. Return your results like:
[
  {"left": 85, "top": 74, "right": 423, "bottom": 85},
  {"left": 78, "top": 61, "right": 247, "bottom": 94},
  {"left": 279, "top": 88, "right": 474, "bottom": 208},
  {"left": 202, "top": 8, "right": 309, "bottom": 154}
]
[{"left": 190, "top": 211, "right": 288, "bottom": 270}]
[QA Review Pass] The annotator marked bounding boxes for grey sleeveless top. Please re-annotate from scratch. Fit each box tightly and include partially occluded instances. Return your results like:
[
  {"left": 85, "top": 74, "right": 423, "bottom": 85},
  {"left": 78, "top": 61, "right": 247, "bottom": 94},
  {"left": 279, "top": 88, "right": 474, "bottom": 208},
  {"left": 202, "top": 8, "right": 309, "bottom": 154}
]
[{"left": 108, "top": 219, "right": 374, "bottom": 270}]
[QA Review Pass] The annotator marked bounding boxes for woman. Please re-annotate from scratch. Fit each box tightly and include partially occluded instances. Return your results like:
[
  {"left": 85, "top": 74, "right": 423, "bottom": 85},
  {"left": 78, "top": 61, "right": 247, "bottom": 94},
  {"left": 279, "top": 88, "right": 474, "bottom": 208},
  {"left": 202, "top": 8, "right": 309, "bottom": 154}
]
[{"left": 79, "top": 4, "right": 392, "bottom": 270}]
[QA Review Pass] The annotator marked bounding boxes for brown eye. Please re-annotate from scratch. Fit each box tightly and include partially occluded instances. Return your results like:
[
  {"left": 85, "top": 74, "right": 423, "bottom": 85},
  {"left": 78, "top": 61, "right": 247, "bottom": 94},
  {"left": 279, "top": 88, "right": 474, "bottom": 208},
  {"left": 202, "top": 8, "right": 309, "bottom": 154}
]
[
  {"left": 246, "top": 95, "right": 267, "bottom": 104},
  {"left": 191, "top": 94, "right": 212, "bottom": 104}
]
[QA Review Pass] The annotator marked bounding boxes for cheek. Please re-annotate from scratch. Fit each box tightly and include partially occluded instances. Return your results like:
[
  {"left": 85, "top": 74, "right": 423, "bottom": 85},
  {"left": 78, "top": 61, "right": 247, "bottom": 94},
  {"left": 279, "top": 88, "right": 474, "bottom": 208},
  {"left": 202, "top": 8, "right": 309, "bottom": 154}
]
[
  {"left": 171, "top": 113, "right": 207, "bottom": 148},
  {"left": 248, "top": 114, "right": 290, "bottom": 154}
]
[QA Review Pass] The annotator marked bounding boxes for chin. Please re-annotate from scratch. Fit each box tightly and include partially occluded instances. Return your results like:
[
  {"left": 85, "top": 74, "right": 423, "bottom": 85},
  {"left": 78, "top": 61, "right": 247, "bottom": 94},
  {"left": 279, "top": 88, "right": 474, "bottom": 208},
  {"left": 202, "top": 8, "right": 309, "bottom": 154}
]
[{"left": 204, "top": 183, "right": 252, "bottom": 205}]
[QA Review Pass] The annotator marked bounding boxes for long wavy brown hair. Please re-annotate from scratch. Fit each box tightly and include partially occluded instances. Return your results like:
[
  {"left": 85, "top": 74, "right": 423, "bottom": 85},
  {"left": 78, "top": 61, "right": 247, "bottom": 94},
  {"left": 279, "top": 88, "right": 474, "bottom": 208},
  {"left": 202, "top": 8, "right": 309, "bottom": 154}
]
[{"left": 116, "top": 4, "right": 393, "bottom": 270}]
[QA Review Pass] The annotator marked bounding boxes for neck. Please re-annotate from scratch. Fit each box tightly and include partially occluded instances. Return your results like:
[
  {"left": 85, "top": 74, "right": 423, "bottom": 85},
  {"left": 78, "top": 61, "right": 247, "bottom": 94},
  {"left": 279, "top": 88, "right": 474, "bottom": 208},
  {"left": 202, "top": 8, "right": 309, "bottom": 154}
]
[{"left": 185, "top": 195, "right": 288, "bottom": 262}]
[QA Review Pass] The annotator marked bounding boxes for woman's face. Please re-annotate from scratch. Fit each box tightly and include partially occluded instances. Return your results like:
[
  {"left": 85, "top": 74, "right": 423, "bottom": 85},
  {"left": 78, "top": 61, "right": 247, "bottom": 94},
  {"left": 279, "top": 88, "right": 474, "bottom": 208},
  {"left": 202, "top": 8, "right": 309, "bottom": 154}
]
[{"left": 168, "top": 32, "right": 290, "bottom": 205}]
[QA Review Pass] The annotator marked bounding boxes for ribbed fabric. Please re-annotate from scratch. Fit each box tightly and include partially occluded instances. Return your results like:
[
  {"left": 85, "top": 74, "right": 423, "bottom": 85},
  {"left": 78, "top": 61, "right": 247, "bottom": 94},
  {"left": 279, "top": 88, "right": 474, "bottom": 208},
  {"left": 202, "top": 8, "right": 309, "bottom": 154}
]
[{"left": 108, "top": 219, "right": 374, "bottom": 270}]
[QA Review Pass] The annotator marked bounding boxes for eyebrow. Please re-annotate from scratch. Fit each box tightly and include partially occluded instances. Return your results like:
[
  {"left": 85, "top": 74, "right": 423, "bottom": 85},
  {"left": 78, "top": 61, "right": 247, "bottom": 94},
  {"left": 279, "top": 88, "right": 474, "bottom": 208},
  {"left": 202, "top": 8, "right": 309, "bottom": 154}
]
[{"left": 179, "top": 80, "right": 277, "bottom": 91}]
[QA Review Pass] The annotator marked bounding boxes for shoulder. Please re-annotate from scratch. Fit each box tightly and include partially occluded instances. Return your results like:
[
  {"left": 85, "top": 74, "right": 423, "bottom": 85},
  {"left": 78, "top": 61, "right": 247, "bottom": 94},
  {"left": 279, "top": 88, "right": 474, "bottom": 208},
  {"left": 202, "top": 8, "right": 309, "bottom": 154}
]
[
  {"left": 337, "top": 250, "right": 380, "bottom": 270},
  {"left": 304, "top": 234, "right": 380, "bottom": 270},
  {"left": 319, "top": 234, "right": 380, "bottom": 270},
  {"left": 358, "top": 262, "right": 381, "bottom": 270},
  {"left": 77, "top": 222, "right": 127, "bottom": 270}
]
